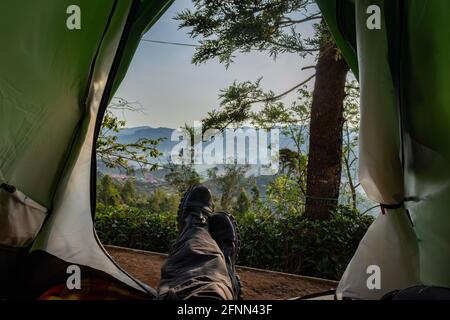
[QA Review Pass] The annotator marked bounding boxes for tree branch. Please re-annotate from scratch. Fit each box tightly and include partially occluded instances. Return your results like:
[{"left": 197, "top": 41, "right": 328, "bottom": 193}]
[{"left": 256, "top": 74, "right": 316, "bottom": 103}]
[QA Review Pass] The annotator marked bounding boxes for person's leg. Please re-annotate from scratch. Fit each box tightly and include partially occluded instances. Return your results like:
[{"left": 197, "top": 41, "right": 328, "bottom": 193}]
[
  {"left": 209, "top": 211, "right": 243, "bottom": 300},
  {"left": 158, "top": 224, "right": 234, "bottom": 300},
  {"left": 157, "top": 185, "right": 241, "bottom": 300}
]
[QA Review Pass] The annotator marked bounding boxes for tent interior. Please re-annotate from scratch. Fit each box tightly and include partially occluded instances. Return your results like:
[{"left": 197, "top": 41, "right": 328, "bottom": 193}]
[
  {"left": 1, "top": 0, "right": 450, "bottom": 300},
  {"left": 318, "top": 0, "right": 450, "bottom": 299},
  {"left": 0, "top": 0, "right": 174, "bottom": 299}
]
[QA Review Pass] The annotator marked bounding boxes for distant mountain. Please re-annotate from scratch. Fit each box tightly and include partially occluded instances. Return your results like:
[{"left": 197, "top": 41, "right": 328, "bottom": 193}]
[
  {"left": 117, "top": 126, "right": 179, "bottom": 155},
  {"left": 119, "top": 126, "right": 174, "bottom": 140},
  {"left": 116, "top": 125, "right": 301, "bottom": 157},
  {"left": 101, "top": 126, "right": 374, "bottom": 214}
]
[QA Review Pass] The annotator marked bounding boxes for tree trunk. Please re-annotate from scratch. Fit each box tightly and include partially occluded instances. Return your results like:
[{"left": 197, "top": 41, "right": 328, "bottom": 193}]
[{"left": 305, "top": 41, "right": 349, "bottom": 220}]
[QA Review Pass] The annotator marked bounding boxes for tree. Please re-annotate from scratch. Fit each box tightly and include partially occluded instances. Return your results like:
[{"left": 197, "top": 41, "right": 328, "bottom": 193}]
[
  {"left": 97, "top": 97, "right": 163, "bottom": 172},
  {"left": 121, "top": 178, "right": 138, "bottom": 205},
  {"left": 235, "top": 188, "right": 251, "bottom": 214},
  {"left": 252, "top": 85, "right": 311, "bottom": 196},
  {"left": 165, "top": 163, "right": 202, "bottom": 196},
  {"left": 176, "top": 0, "right": 350, "bottom": 219},
  {"left": 250, "top": 183, "right": 261, "bottom": 208},
  {"left": 341, "top": 81, "right": 361, "bottom": 210},
  {"left": 266, "top": 174, "right": 303, "bottom": 217},
  {"left": 207, "top": 165, "right": 253, "bottom": 212},
  {"left": 97, "top": 174, "right": 121, "bottom": 206},
  {"left": 304, "top": 26, "right": 349, "bottom": 220},
  {"left": 147, "top": 187, "right": 180, "bottom": 214}
]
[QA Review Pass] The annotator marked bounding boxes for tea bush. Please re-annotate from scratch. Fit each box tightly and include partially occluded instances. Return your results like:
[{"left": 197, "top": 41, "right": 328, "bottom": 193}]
[
  {"left": 235, "top": 206, "right": 374, "bottom": 280},
  {"left": 95, "top": 204, "right": 178, "bottom": 253},
  {"left": 95, "top": 205, "right": 374, "bottom": 280}
]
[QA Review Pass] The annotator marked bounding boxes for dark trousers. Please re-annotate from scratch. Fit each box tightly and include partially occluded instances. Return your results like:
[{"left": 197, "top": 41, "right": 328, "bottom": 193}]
[{"left": 157, "top": 226, "right": 234, "bottom": 300}]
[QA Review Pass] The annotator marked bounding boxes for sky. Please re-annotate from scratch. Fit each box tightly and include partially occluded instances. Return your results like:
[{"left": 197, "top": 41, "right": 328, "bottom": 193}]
[{"left": 114, "top": 0, "right": 317, "bottom": 129}]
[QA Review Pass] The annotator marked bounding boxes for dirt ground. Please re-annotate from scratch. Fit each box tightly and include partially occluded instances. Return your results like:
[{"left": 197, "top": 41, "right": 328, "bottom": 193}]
[{"left": 106, "top": 245, "right": 337, "bottom": 300}]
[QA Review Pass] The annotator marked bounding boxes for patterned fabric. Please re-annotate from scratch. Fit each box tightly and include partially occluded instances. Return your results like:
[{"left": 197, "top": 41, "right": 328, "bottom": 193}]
[{"left": 38, "top": 278, "right": 149, "bottom": 300}]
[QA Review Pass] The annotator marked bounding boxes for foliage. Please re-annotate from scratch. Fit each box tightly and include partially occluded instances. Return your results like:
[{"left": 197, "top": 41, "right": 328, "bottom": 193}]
[
  {"left": 97, "top": 174, "right": 122, "bottom": 206},
  {"left": 175, "top": 0, "right": 321, "bottom": 158},
  {"left": 97, "top": 174, "right": 181, "bottom": 212},
  {"left": 279, "top": 149, "right": 307, "bottom": 183},
  {"left": 95, "top": 202, "right": 374, "bottom": 280},
  {"left": 175, "top": 0, "right": 321, "bottom": 136},
  {"left": 176, "top": 0, "right": 354, "bottom": 219},
  {"left": 265, "top": 175, "right": 303, "bottom": 216},
  {"left": 97, "top": 97, "right": 163, "bottom": 172},
  {"left": 96, "top": 204, "right": 178, "bottom": 253},
  {"left": 236, "top": 206, "right": 374, "bottom": 279},
  {"left": 341, "top": 81, "right": 362, "bottom": 209},
  {"left": 93, "top": 2, "right": 369, "bottom": 279},
  {"left": 207, "top": 165, "right": 255, "bottom": 212},
  {"left": 121, "top": 179, "right": 138, "bottom": 205},
  {"left": 165, "top": 163, "right": 202, "bottom": 196},
  {"left": 147, "top": 187, "right": 180, "bottom": 214},
  {"left": 234, "top": 188, "right": 251, "bottom": 215},
  {"left": 175, "top": 0, "right": 321, "bottom": 66}
]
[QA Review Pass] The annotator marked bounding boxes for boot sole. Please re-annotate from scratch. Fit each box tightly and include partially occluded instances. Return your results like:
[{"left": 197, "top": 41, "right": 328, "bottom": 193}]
[
  {"left": 177, "top": 185, "right": 199, "bottom": 232},
  {"left": 216, "top": 211, "right": 243, "bottom": 300},
  {"left": 229, "top": 213, "right": 244, "bottom": 300}
]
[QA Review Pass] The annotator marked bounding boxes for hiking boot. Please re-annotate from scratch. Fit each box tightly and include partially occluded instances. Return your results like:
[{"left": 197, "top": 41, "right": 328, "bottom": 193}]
[
  {"left": 177, "top": 185, "right": 214, "bottom": 233},
  {"left": 209, "top": 212, "right": 244, "bottom": 300}
]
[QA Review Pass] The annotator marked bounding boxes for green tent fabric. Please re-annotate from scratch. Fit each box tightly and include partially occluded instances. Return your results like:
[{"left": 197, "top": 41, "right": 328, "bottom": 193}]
[
  {"left": 0, "top": 0, "right": 173, "bottom": 298},
  {"left": 318, "top": 0, "right": 450, "bottom": 299},
  {"left": 3, "top": 0, "right": 450, "bottom": 301}
]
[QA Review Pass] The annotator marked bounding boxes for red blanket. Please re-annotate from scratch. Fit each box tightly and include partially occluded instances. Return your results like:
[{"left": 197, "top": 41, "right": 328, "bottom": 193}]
[{"left": 38, "top": 278, "right": 150, "bottom": 300}]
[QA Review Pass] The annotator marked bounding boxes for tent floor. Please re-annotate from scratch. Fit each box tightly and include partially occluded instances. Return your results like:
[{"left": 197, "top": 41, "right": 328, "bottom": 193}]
[{"left": 105, "top": 245, "right": 338, "bottom": 300}]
